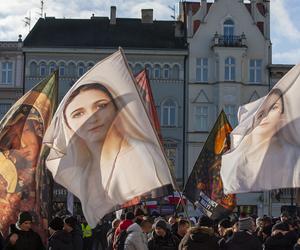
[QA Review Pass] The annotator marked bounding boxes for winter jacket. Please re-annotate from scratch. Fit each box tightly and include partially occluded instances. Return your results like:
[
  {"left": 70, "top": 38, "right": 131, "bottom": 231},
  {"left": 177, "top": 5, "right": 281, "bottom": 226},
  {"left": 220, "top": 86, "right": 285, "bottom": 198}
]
[
  {"left": 179, "top": 226, "right": 219, "bottom": 250},
  {"left": 148, "top": 230, "right": 179, "bottom": 250},
  {"left": 70, "top": 226, "right": 83, "bottom": 250},
  {"left": 48, "top": 230, "right": 73, "bottom": 250},
  {"left": 107, "top": 228, "right": 116, "bottom": 250},
  {"left": 115, "top": 220, "right": 133, "bottom": 239},
  {"left": 223, "top": 231, "right": 262, "bottom": 250},
  {"left": 4, "top": 228, "right": 45, "bottom": 250},
  {"left": 124, "top": 223, "right": 148, "bottom": 250},
  {"left": 265, "top": 231, "right": 298, "bottom": 250},
  {"left": 0, "top": 232, "right": 3, "bottom": 250}
]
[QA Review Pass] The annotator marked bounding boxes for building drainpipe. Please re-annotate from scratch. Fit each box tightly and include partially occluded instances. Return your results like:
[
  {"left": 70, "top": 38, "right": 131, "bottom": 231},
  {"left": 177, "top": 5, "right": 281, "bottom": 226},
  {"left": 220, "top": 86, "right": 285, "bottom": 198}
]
[
  {"left": 22, "top": 50, "right": 26, "bottom": 95},
  {"left": 182, "top": 51, "right": 188, "bottom": 187}
]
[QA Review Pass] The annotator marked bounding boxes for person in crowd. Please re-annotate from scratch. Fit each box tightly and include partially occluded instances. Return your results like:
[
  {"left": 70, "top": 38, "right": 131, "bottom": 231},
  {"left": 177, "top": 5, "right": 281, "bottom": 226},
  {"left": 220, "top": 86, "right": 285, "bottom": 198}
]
[
  {"left": 148, "top": 219, "right": 179, "bottom": 250},
  {"left": 81, "top": 218, "right": 93, "bottom": 250},
  {"left": 124, "top": 219, "right": 148, "bottom": 250},
  {"left": 4, "top": 211, "right": 45, "bottom": 250},
  {"left": 92, "top": 218, "right": 111, "bottom": 250},
  {"left": 223, "top": 216, "right": 262, "bottom": 250},
  {"left": 281, "top": 213, "right": 290, "bottom": 223},
  {"left": 63, "top": 216, "right": 83, "bottom": 250},
  {"left": 179, "top": 215, "right": 219, "bottom": 250},
  {"left": 217, "top": 218, "right": 233, "bottom": 248},
  {"left": 140, "top": 219, "right": 153, "bottom": 240},
  {"left": 48, "top": 217, "right": 72, "bottom": 250},
  {"left": 134, "top": 208, "right": 146, "bottom": 226},
  {"left": 114, "top": 212, "right": 135, "bottom": 240},
  {"left": 168, "top": 216, "right": 178, "bottom": 234},
  {"left": 295, "top": 238, "right": 300, "bottom": 250},
  {"left": 173, "top": 219, "right": 190, "bottom": 242},
  {"left": 107, "top": 219, "right": 120, "bottom": 250},
  {"left": 265, "top": 221, "right": 297, "bottom": 250}
]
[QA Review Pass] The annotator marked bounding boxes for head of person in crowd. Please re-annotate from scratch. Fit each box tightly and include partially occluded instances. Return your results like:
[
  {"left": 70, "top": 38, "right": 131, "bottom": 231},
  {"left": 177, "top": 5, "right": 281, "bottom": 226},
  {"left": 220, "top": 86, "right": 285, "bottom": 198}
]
[
  {"left": 280, "top": 212, "right": 289, "bottom": 222},
  {"left": 256, "top": 217, "right": 263, "bottom": 229},
  {"left": 177, "top": 219, "right": 190, "bottom": 237},
  {"left": 141, "top": 219, "right": 153, "bottom": 234},
  {"left": 272, "top": 222, "right": 289, "bottom": 236},
  {"left": 112, "top": 218, "right": 121, "bottom": 229},
  {"left": 218, "top": 218, "right": 232, "bottom": 237},
  {"left": 168, "top": 215, "right": 177, "bottom": 225},
  {"left": 48, "top": 217, "right": 64, "bottom": 236},
  {"left": 63, "top": 216, "right": 78, "bottom": 232},
  {"left": 197, "top": 215, "right": 214, "bottom": 228},
  {"left": 120, "top": 213, "right": 126, "bottom": 221},
  {"left": 134, "top": 208, "right": 145, "bottom": 225},
  {"left": 125, "top": 212, "right": 135, "bottom": 221},
  {"left": 238, "top": 217, "right": 255, "bottom": 233},
  {"left": 154, "top": 219, "right": 168, "bottom": 237},
  {"left": 17, "top": 211, "right": 33, "bottom": 232},
  {"left": 263, "top": 216, "right": 272, "bottom": 227}
]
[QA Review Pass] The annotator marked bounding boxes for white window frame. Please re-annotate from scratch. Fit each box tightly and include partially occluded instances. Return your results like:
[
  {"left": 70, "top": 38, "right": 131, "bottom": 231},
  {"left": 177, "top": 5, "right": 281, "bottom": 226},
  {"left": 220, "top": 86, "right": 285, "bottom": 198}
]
[
  {"left": 164, "top": 144, "right": 178, "bottom": 174},
  {"left": 59, "top": 64, "right": 65, "bottom": 76},
  {"left": 172, "top": 65, "right": 180, "bottom": 79},
  {"left": 1, "top": 61, "right": 13, "bottom": 85},
  {"left": 29, "top": 62, "right": 38, "bottom": 76},
  {"left": 49, "top": 63, "right": 56, "bottom": 74},
  {"left": 0, "top": 102, "right": 12, "bottom": 119},
  {"left": 68, "top": 62, "right": 76, "bottom": 76},
  {"left": 163, "top": 65, "right": 170, "bottom": 79},
  {"left": 194, "top": 105, "right": 208, "bottom": 131},
  {"left": 225, "top": 57, "right": 235, "bottom": 81},
  {"left": 249, "top": 59, "right": 262, "bottom": 83},
  {"left": 196, "top": 58, "right": 208, "bottom": 82},
  {"left": 224, "top": 105, "right": 237, "bottom": 127},
  {"left": 154, "top": 65, "right": 161, "bottom": 79},
  {"left": 78, "top": 64, "right": 85, "bottom": 77},
  {"left": 40, "top": 63, "right": 47, "bottom": 77},
  {"left": 161, "top": 99, "right": 177, "bottom": 127},
  {"left": 223, "top": 19, "right": 234, "bottom": 37}
]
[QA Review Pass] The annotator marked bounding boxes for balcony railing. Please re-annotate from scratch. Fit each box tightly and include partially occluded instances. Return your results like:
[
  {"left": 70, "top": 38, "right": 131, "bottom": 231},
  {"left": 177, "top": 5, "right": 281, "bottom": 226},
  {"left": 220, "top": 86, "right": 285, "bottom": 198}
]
[{"left": 212, "top": 33, "right": 247, "bottom": 48}]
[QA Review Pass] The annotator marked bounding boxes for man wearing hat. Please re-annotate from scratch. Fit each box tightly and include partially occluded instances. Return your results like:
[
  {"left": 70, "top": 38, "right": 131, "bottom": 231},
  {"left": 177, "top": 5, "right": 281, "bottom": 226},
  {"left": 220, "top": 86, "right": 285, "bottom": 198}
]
[
  {"left": 4, "top": 211, "right": 45, "bottom": 250},
  {"left": 63, "top": 216, "right": 83, "bottom": 250},
  {"left": 148, "top": 219, "right": 179, "bottom": 250},
  {"left": 48, "top": 217, "right": 72, "bottom": 250},
  {"left": 223, "top": 216, "right": 262, "bottom": 250}
]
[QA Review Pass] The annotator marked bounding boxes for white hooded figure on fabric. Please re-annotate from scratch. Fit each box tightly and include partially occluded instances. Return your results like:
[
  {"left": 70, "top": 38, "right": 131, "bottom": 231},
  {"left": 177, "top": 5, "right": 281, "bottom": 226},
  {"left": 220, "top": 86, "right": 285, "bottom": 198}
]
[{"left": 43, "top": 50, "right": 175, "bottom": 227}]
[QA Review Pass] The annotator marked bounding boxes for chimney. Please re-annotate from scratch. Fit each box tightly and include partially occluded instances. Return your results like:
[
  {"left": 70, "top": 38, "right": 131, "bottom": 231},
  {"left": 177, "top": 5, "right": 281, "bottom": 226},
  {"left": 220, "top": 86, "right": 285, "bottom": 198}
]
[
  {"left": 110, "top": 6, "right": 116, "bottom": 24},
  {"left": 199, "top": 0, "right": 207, "bottom": 21},
  {"left": 141, "top": 9, "right": 153, "bottom": 24}
]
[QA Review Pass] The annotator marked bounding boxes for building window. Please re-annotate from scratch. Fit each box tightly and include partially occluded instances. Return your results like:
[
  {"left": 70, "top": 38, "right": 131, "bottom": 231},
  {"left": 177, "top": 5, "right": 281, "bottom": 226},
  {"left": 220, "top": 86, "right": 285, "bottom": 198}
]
[
  {"left": 1, "top": 62, "right": 13, "bottom": 84},
  {"left": 145, "top": 64, "right": 152, "bottom": 79},
  {"left": 161, "top": 99, "right": 177, "bottom": 126},
  {"left": 134, "top": 64, "right": 143, "bottom": 75},
  {"left": 59, "top": 63, "right": 65, "bottom": 76},
  {"left": 194, "top": 106, "right": 208, "bottom": 131},
  {"left": 164, "top": 145, "right": 177, "bottom": 174},
  {"left": 78, "top": 63, "right": 85, "bottom": 77},
  {"left": 172, "top": 65, "right": 180, "bottom": 79},
  {"left": 68, "top": 62, "right": 76, "bottom": 76},
  {"left": 224, "top": 19, "right": 234, "bottom": 36},
  {"left": 225, "top": 57, "right": 235, "bottom": 81},
  {"left": 154, "top": 64, "right": 161, "bottom": 79},
  {"left": 196, "top": 58, "right": 208, "bottom": 82},
  {"left": 39, "top": 62, "right": 46, "bottom": 77},
  {"left": 249, "top": 59, "right": 262, "bottom": 83},
  {"left": 0, "top": 103, "right": 11, "bottom": 118},
  {"left": 163, "top": 65, "right": 170, "bottom": 79},
  {"left": 87, "top": 62, "right": 94, "bottom": 71},
  {"left": 29, "top": 62, "right": 38, "bottom": 76},
  {"left": 49, "top": 62, "right": 56, "bottom": 73},
  {"left": 224, "top": 105, "right": 237, "bottom": 126}
]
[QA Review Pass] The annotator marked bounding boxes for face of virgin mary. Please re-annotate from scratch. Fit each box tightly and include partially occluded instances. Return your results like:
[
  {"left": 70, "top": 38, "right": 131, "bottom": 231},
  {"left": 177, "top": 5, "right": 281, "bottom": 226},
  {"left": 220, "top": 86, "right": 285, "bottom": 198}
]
[{"left": 65, "top": 88, "right": 117, "bottom": 144}]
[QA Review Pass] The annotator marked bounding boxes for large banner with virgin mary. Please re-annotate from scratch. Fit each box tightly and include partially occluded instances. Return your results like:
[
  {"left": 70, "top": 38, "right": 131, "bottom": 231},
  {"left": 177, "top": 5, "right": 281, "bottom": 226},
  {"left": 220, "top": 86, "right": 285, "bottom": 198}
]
[
  {"left": 221, "top": 64, "right": 300, "bottom": 194},
  {"left": 43, "top": 49, "right": 176, "bottom": 227},
  {"left": 0, "top": 72, "right": 58, "bottom": 236}
]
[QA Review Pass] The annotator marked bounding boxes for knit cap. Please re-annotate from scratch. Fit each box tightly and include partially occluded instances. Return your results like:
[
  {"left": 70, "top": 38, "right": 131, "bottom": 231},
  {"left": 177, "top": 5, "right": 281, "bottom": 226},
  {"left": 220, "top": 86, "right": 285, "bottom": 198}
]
[
  {"left": 18, "top": 211, "right": 32, "bottom": 225},
  {"left": 238, "top": 217, "right": 254, "bottom": 231}
]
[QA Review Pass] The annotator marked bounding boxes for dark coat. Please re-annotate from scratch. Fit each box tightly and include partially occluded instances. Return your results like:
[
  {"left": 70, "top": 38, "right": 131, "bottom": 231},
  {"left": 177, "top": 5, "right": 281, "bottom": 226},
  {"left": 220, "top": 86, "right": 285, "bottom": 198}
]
[
  {"left": 106, "top": 228, "right": 115, "bottom": 250},
  {"left": 0, "top": 232, "right": 4, "bottom": 250},
  {"left": 47, "top": 230, "right": 73, "bottom": 250},
  {"left": 4, "top": 228, "right": 45, "bottom": 250},
  {"left": 265, "top": 231, "right": 298, "bottom": 250},
  {"left": 70, "top": 227, "right": 83, "bottom": 250},
  {"left": 294, "top": 242, "right": 300, "bottom": 250},
  {"left": 179, "top": 226, "right": 219, "bottom": 250},
  {"left": 148, "top": 230, "right": 179, "bottom": 250},
  {"left": 223, "top": 231, "right": 262, "bottom": 250}
]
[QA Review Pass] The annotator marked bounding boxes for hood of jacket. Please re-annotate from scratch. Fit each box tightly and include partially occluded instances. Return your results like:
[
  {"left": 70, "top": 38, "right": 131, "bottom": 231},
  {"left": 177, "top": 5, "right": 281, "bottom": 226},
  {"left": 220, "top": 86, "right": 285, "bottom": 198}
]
[
  {"left": 127, "top": 223, "right": 142, "bottom": 234},
  {"left": 188, "top": 226, "right": 215, "bottom": 243}
]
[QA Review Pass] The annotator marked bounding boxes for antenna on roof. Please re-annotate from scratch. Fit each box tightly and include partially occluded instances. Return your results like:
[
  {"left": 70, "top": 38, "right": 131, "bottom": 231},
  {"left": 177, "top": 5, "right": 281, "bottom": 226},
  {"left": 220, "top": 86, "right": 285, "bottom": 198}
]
[
  {"left": 40, "top": 0, "right": 45, "bottom": 18},
  {"left": 23, "top": 11, "right": 31, "bottom": 31},
  {"left": 168, "top": 5, "right": 176, "bottom": 20}
]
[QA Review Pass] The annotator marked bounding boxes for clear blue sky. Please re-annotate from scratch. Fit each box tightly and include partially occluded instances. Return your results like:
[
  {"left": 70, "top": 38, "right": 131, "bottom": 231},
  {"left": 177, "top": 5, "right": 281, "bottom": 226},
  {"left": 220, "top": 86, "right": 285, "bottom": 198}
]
[{"left": 0, "top": 0, "right": 299, "bottom": 64}]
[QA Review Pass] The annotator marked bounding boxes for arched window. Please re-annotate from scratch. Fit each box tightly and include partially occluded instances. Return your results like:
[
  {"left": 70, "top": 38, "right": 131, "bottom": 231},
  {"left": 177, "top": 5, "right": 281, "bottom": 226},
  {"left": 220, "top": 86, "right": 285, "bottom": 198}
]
[
  {"left": 161, "top": 99, "right": 177, "bottom": 126},
  {"left": 154, "top": 64, "right": 161, "bottom": 79},
  {"left": 49, "top": 62, "right": 56, "bottom": 73},
  {"left": 223, "top": 19, "right": 234, "bottom": 37},
  {"left": 163, "top": 65, "right": 171, "bottom": 79},
  {"left": 68, "top": 62, "right": 76, "bottom": 76},
  {"left": 145, "top": 64, "right": 152, "bottom": 79},
  {"left": 29, "top": 62, "right": 38, "bottom": 76},
  {"left": 225, "top": 57, "right": 235, "bottom": 81},
  {"left": 58, "top": 62, "right": 65, "bottom": 77},
  {"left": 39, "top": 62, "right": 47, "bottom": 77},
  {"left": 134, "top": 63, "right": 143, "bottom": 75},
  {"left": 78, "top": 62, "right": 85, "bottom": 77},
  {"left": 87, "top": 62, "right": 94, "bottom": 71},
  {"left": 172, "top": 65, "right": 180, "bottom": 79}
]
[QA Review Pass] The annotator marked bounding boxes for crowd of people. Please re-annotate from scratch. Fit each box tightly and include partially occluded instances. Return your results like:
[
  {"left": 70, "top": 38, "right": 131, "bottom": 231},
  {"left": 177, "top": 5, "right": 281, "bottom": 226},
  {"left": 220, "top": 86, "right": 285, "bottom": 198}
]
[{"left": 1, "top": 209, "right": 300, "bottom": 250}]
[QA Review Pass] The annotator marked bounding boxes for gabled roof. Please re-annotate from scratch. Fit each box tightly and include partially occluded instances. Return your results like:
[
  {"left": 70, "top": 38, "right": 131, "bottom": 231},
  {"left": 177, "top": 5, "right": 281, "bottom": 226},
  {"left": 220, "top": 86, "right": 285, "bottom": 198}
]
[{"left": 23, "top": 17, "right": 186, "bottom": 50}]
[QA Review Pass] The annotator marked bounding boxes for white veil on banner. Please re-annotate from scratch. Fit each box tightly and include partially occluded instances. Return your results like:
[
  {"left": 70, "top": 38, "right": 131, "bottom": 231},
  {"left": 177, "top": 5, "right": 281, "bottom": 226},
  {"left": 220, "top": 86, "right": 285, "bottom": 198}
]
[
  {"left": 221, "top": 64, "right": 300, "bottom": 194},
  {"left": 43, "top": 49, "right": 175, "bottom": 227}
]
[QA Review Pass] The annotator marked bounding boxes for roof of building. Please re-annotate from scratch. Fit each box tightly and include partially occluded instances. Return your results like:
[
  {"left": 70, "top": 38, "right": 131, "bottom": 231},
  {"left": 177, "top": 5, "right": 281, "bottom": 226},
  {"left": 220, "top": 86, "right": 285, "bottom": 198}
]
[{"left": 23, "top": 17, "right": 186, "bottom": 50}]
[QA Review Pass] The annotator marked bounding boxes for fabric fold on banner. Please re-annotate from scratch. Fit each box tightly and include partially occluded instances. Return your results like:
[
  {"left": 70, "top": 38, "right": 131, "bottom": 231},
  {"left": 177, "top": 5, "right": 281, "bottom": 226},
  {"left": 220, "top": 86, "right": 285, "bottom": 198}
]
[
  {"left": 43, "top": 49, "right": 175, "bottom": 227},
  {"left": 0, "top": 71, "right": 58, "bottom": 236},
  {"left": 221, "top": 64, "right": 300, "bottom": 194},
  {"left": 183, "top": 111, "right": 236, "bottom": 220}
]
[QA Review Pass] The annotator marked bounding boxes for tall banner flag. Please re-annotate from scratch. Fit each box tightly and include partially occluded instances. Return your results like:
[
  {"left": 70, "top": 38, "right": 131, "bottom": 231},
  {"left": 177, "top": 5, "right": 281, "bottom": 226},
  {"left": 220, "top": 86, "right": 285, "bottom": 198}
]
[
  {"left": 183, "top": 111, "right": 236, "bottom": 220},
  {"left": 43, "top": 49, "right": 175, "bottom": 227},
  {"left": 221, "top": 65, "right": 300, "bottom": 194},
  {"left": 135, "top": 69, "right": 162, "bottom": 139},
  {"left": 0, "top": 71, "right": 58, "bottom": 236}
]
